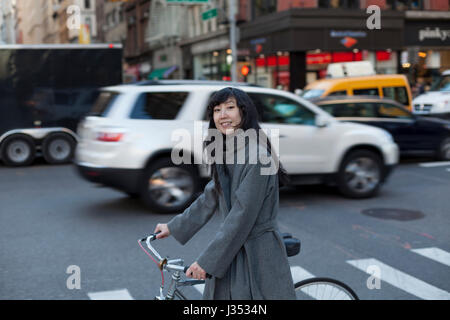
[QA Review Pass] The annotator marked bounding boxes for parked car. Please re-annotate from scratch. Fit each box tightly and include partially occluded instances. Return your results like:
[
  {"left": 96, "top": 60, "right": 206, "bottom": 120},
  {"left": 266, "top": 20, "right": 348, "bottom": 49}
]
[
  {"left": 412, "top": 69, "right": 450, "bottom": 118},
  {"left": 301, "top": 74, "right": 413, "bottom": 111},
  {"left": 75, "top": 80, "right": 399, "bottom": 213},
  {"left": 312, "top": 95, "right": 450, "bottom": 160}
]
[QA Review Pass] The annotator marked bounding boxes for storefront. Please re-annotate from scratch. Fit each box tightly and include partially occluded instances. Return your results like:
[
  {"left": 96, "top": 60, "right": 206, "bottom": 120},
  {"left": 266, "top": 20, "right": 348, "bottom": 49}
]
[
  {"left": 403, "top": 18, "right": 450, "bottom": 94},
  {"left": 238, "top": 9, "right": 404, "bottom": 91},
  {"left": 181, "top": 32, "right": 232, "bottom": 81},
  {"left": 148, "top": 46, "right": 181, "bottom": 80}
]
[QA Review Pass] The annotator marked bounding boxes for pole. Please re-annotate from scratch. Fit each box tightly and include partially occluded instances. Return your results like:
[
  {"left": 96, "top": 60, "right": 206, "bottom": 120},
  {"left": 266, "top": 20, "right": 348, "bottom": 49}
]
[{"left": 229, "top": 0, "right": 237, "bottom": 82}]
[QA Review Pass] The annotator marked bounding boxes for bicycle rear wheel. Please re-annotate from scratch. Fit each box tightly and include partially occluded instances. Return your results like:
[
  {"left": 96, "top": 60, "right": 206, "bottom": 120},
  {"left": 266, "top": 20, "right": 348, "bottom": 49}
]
[{"left": 295, "top": 277, "right": 359, "bottom": 300}]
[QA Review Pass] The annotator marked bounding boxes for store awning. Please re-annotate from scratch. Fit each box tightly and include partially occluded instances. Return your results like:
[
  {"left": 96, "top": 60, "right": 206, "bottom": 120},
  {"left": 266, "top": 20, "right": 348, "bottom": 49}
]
[{"left": 148, "top": 66, "right": 178, "bottom": 80}]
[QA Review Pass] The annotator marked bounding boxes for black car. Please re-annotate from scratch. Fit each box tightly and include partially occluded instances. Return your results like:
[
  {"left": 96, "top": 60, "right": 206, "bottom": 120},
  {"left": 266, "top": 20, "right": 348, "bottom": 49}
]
[{"left": 312, "top": 96, "right": 450, "bottom": 160}]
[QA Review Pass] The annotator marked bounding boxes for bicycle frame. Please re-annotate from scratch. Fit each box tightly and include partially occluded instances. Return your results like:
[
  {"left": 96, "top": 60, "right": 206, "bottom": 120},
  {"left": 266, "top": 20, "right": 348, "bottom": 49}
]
[{"left": 141, "top": 235, "right": 205, "bottom": 300}]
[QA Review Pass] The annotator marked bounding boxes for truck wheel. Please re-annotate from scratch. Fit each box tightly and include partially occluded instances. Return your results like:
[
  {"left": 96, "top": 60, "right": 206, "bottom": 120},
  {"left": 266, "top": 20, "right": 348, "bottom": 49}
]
[
  {"left": 437, "top": 137, "right": 450, "bottom": 161},
  {"left": 1, "top": 134, "right": 36, "bottom": 166},
  {"left": 140, "top": 157, "right": 200, "bottom": 213},
  {"left": 336, "top": 150, "right": 382, "bottom": 199},
  {"left": 42, "top": 133, "right": 76, "bottom": 164}
]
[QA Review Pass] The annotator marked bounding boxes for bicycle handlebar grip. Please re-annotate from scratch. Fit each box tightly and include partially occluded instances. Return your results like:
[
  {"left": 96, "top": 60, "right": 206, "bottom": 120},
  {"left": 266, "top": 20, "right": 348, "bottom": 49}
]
[
  {"left": 140, "top": 232, "right": 161, "bottom": 242},
  {"left": 183, "top": 266, "right": 212, "bottom": 279}
]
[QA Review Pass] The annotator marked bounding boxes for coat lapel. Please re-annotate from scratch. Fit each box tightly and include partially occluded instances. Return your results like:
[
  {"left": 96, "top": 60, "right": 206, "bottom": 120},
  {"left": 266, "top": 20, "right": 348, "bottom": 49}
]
[{"left": 216, "top": 164, "right": 231, "bottom": 212}]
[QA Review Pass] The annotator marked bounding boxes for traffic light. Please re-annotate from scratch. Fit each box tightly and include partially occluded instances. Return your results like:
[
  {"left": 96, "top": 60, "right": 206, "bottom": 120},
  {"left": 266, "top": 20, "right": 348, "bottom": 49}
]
[
  {"left": 241, "top": 65, "right": 251, "bottom": 82},
  {"left": 241, "top": 65, "right": 251, "bottom": 77}
]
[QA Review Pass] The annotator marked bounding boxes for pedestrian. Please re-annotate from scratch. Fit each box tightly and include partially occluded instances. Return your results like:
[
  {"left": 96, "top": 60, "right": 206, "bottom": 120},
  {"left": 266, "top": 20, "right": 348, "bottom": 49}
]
[{"left": 154, "top": 87, "right": 296, "bottom": 300}]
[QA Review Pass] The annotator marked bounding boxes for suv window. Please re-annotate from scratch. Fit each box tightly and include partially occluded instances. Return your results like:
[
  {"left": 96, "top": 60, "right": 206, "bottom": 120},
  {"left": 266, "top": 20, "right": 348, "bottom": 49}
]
[
  {"left": 249, "top": 93, "right": 316, "bottom": 125},
  {"left": 382, "top": 86, "right": 409, "bottom": 105},
  {"left": 89, "top": 91, "right": 119, "bottom": 117},
  {"left": 376, "top": 103, "right": 412, "bottom": 119},
  {"left": 319, "top": 102, "right": 376, "bottom": 117},
  {"left": 130, "top": 92, "right": 188, "bottom": 120},
  {"left": 353, "top": 88, "right": 379, "bottom": 96}
]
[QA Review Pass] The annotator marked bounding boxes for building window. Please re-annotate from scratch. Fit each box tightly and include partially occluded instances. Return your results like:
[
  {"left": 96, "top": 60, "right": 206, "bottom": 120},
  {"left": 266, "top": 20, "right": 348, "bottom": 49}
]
[
  {"left": 85, "top": 0, "right": 91, "bottom": 9},
  {"left": 318, "top": 0, "right": 344, "bottom": 8},
  {"left": 85, "top": 16, "right": 92, "bottom": 34},
  {"left": 386, "top": 0, "right": 424, "bottom": 10},
  {"left": 119, "top": 7, "right": 124, "bottom": 23},
  {"left": 252, "top": 0, "right": 277, "bottom": 19}
]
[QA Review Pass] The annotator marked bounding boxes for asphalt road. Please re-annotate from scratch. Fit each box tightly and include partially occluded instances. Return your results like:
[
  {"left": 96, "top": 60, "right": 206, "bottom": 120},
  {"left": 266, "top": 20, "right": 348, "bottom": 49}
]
[{"left": 1, "top": 158, "right": 449, "bottom": 300}]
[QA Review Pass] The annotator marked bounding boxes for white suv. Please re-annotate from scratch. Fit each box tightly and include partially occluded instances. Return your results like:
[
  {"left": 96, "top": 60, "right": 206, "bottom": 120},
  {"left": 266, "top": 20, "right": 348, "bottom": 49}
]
[
  {"left": 75, "top": 80, "right": 399, "bottom": 213},
  {"left": 413, "top": 70, "right": 450, "bottom": 116}
]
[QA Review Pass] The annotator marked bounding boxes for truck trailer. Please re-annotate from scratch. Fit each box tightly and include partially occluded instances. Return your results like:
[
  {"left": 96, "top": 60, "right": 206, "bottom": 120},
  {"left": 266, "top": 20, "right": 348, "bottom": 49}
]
[{"left": 0, "top": 44, "right": 122, "bottom": 166}]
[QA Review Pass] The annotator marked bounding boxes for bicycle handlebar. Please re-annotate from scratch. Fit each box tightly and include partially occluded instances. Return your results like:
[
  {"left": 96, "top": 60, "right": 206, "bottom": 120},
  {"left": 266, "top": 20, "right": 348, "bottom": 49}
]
[{"left": 140, "top": 233, "right": 211, "bottom": 279}]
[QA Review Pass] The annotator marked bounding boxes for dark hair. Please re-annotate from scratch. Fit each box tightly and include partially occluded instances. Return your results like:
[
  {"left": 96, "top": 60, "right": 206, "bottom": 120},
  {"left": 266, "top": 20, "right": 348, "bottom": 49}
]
[{"left": 203, "top": 87, "right": 290, "bottom": 198}]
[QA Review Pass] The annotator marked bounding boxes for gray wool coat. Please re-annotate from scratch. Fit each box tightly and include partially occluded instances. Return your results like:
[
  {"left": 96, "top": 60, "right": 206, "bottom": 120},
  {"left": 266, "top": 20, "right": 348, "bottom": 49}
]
[{"left": 167, "top": 130, "right": 296, "bottom": 300}]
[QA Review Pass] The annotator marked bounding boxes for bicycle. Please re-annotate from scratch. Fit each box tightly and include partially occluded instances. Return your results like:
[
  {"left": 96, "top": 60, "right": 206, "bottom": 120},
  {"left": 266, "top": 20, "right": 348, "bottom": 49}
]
[{"left": 138, "top": 233, "right": 359, "bottom": 300}]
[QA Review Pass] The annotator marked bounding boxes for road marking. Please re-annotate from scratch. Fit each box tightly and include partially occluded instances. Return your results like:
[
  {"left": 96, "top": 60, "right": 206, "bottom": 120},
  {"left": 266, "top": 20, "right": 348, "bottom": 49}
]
[
  {"left": 411, "top": 247, "right": 450, "bottom": 267},
  {"left": 347, "top": 258, "right": 450, "bottom": 300},
  {"left": 194, "top": 284, "right": 205, "bottom": 294},
  {"left": 290, "top": 266, "right": 315, "bottom": 284},
  {"left": 419, "top": 161, "right": 450, "bottom": 168},
  {"left": 193, "top": 266, "right": 315, "bottom": 295},
  {"left": 88, "top": 289, "right": 134, "bottom": 300}
]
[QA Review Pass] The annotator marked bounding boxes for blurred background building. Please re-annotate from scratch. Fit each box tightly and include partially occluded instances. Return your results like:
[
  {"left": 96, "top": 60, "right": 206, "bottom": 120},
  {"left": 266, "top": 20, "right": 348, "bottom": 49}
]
[
  {"left": 0, "top": 0, "right": 17, "bottom": 44},
  {"left": 15, "top": 0, "right": 97, "bottom": 44},
  {"left": 6, "top": 0, "right": 450, "bottom": 88}
]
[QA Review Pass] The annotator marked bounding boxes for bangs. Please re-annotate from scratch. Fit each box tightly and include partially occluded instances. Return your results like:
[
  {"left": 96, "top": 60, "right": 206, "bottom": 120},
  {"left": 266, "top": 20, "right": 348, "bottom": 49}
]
[{"left": 207, "top": 87, "right": 235, "bottom": 111}]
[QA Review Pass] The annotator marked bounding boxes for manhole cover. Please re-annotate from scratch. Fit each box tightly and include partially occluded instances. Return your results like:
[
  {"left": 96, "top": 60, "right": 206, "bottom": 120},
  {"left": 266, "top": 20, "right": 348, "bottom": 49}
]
[{"left": 361, "top": 208, "right": 425, "bottom": 221}]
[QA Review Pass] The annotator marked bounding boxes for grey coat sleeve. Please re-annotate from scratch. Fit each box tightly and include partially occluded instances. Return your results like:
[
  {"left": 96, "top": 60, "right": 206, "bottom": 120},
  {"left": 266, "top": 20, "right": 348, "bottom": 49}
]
[
  {"left": 196, "top": 163, "right": 272, "bottom": 278},
  {"left": 167, "top": 179, "right": 218, "bottom": 245}
]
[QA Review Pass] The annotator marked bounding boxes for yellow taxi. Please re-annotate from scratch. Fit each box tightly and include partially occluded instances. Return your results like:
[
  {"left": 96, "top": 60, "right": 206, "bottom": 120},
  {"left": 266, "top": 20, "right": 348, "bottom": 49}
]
[{"left": 301, "top": 74, "right": 413, "bottom": 111}]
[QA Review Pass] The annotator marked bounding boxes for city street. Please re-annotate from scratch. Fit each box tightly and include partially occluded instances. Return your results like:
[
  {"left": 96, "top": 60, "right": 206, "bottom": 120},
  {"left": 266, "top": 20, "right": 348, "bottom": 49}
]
[{"left": 1, "top": 157, "right": 449, "bottom": 300}]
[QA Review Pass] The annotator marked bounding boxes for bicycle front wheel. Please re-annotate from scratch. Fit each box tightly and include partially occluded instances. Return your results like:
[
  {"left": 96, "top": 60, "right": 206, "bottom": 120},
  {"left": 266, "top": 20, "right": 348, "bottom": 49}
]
[{"left": 295, "top": 277, "right": 359, "bottom": 300}]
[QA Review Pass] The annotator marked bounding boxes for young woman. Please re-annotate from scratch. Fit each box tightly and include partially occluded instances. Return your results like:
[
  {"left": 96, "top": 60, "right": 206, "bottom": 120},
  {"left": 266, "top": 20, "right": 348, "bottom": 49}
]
[{"left": 154, "top": 87, "right": 296, "bottom": 300}]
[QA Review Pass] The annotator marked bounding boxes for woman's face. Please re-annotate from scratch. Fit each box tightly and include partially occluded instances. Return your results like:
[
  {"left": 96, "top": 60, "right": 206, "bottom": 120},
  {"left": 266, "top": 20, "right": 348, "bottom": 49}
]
[{"left": 213, "top": 97, "right": 242, "bottom": 135}]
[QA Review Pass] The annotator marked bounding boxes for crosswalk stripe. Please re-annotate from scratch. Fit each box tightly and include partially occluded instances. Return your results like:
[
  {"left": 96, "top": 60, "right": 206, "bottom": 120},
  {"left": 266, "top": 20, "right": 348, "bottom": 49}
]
[
  {"left": 290, "top": 266, "right": 315, "bottom": 284},
  {"left": 411, "top": 247, "right": 450, "bottom": 267},
  {"left": 347, "top": 258, "right": 450, "bottom": 300},
  {"left": 193, "top": 266, "right": 315, "bottom": 296},
  {"left": 194, "top": 284, "right": 205, "bottom": 294},
  {"left": 419, "top": 161, "right": 450, "bottom": 168},
  {"left": 88, "top": 289, "right": 134, "bottom": 300}
]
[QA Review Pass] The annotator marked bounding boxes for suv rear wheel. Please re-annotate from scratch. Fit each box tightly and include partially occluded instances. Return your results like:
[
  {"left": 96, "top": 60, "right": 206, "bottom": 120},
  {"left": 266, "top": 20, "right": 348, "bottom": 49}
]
[
  {"left": 337, "top": 150, "right": 382, "bottom": 198},
  {"left": 140, "top": 157, "right": 200, "bottom": 213}
]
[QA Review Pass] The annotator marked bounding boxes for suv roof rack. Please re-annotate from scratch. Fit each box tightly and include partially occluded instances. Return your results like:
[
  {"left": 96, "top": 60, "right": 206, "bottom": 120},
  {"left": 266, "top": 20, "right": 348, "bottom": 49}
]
[{"left": 130, "top": 80, "right": 261, "bottom": 87}]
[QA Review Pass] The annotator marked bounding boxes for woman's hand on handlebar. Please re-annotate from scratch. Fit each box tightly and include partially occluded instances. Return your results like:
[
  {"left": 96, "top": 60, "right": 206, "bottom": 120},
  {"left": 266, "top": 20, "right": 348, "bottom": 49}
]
[
  {"left": 186, "top": 261, "right": 206, "bottom": 280},
  {"left": 154, "top": 223, "right": 170, "bottom": 239}
]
